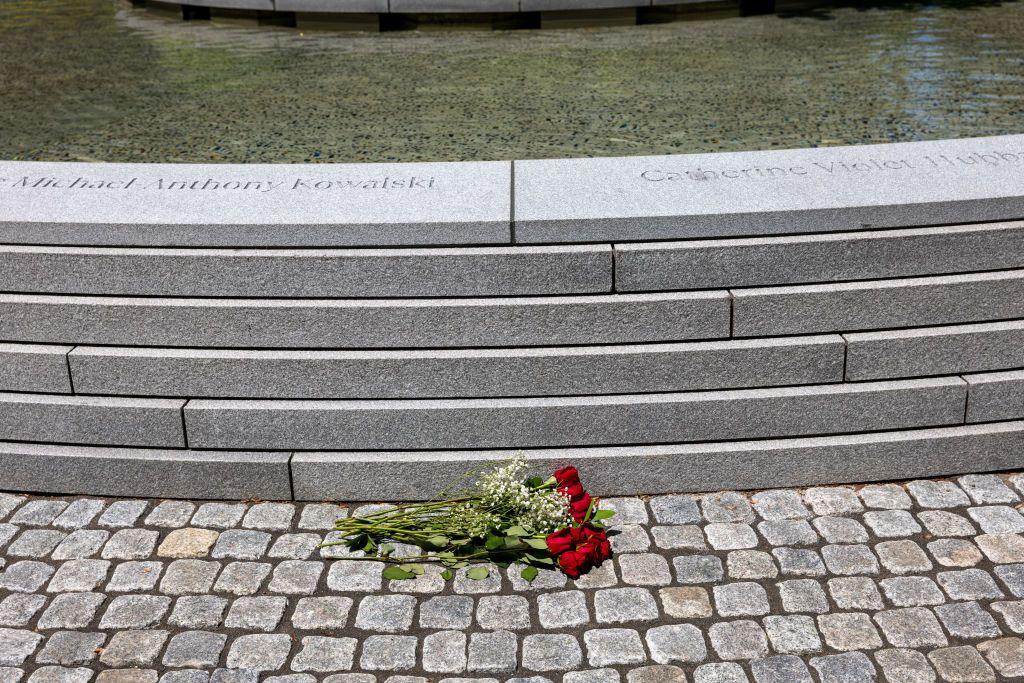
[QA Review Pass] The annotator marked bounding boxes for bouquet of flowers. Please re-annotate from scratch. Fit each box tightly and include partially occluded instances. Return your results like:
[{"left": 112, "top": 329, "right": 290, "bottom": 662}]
[{"left": 326, "top": 457, "right": 614, "bottom": 582}]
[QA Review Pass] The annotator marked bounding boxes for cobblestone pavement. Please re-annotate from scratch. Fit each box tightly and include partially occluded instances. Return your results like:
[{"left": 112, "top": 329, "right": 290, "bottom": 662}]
[{"left": 4, "top": 474, "right": 1024, "bottom": 682}]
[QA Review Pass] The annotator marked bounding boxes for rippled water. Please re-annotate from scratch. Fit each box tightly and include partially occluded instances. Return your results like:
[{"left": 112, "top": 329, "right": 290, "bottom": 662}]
[{"left": 1, "top": 0, "right": 1022, "bottom": 162}]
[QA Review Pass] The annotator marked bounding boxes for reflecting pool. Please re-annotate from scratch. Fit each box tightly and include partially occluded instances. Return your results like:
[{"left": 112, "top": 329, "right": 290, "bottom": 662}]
[{"left": 1, "top": 0, "right": 1022, "bottom": 162}]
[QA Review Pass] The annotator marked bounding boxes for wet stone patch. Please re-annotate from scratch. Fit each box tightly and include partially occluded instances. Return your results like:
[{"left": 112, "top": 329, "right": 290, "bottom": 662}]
[{"left": 3, "top": 473, "right": 1024, "bottom": 680}]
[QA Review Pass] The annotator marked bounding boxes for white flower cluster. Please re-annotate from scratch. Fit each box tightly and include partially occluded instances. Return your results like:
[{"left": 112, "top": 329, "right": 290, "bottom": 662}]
[{"left": 477, "top": 457, "right": 572, "bottom": 535}]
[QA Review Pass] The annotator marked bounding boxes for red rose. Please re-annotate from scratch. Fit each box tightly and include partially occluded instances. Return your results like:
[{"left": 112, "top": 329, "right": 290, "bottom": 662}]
[
  {"left": 546, "top": 527, "right": 577, "bottom": 555},
  {"left": 580, "top": 526, "right": 612, "bottom": 565},
  {"left": 559, "top": 481, "right": 585, "bottom": 500},
  {"left": 568, "top": 493, "right": 592, "bottom": 522},
  {"left": 557, "top": 549, "right": 592, "bottom": 578},
  {"left": 553, "top": 466, "right": 580, "bottom": 488},
  {"left": 546, "top": 524, "right": 612, "bottom": 578}
]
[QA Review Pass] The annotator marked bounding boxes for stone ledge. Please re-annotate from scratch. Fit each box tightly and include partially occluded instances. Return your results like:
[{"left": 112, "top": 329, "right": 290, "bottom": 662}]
[
  {"left": 515, "top": 135, "right": 1024, "bottom": 243},
  {"left": 0, "top": 343, "right": 72, "bottom": 394},
  {"left": 966, "top": 369, "right": 1024, "bottom": 423},
  {"left": 67, "top": 335, "right": 844, "bottom": 398},
  {"left": 733, "top": 269, "right": 1024, "bottom": 337},
  {"left": 0, "top": 442, "right": 291, "bottom": 499},
  {"left": 292, "top": 420, "right": 1024, "bottom": 499},
  {"left": 0, "top": 159, "right": 511, "bottom": 247},
  {"left": 0, "top": 291, "right": 730, "bottom": 348},
  {"left": 184, "top": 377, "right": 966, "bottom": 450},
  {"left": 615, "top": 221, "right": 1024, "bottom": 291},
  {"left": 846, "top": 320, "right": 1024, "bottom": 381},
  {"left": 0, "top": 244, "right": 612, "bottom": 298},
  {"left": 0, "top": 392, "right": 186, "bottom": 448}
]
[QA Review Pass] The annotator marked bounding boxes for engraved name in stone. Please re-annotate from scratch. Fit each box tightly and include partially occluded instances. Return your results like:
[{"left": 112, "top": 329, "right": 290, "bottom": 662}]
[
  {"left": 640, "top": 149, "right": 1024, "bottom": 183},
  {"left": 0, "top": 175, "right": 437, "bottom": 192}
]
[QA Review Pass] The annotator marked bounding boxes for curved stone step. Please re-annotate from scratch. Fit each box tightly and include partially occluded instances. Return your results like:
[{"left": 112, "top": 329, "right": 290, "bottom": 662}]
[
  {"left": 966, "top": 369, "right": 1024, "bottom": 423},
  {"left": 67, "top": 335, "right": 844, "bottom": 398},
  {"left": 0, "top": 244, "right": 611, "bottom": 298},
  {"left": 845, "top": 320, "right": 1024, "bottom": 381},
  {"left": 184, "top": 376, "right": 966, "bottom": 450},
  {"left": 0, "top": 392, "right": 185, "bottom": 448},
  {"left": 733, "top": 270, "right": 1024, "bottom": 337},
  {"left": 0, "top": 442, "right": 291, "bottom": 500},
  {"left": 292, "top": 420, "right": 1024, "bottom": 500},
  {"left": 0, "top": 344, "right": 72, "bottom": 393},
  {"left": 616, "top": 222, "right": 1024, "bottom": 291},
  {"left": 0, "top": 291, "right": 729, "bottom": 348}
]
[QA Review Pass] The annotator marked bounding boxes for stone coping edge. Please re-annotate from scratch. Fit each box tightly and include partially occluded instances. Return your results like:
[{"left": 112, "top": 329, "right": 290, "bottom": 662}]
[
  {"left": 3, "top": 135, "right": 1023, "bottom": 247},
  {"left": 2, "top": 421, "right": 1021, "bottom": 500}
]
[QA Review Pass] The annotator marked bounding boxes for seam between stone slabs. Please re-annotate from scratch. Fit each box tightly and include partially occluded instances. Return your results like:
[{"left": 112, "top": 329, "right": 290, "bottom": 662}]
[
  {"left": 63, "top": 345, "right": 77, "bottom": 394},
  {"left": 963, "top": 374, "right": 973, "bottom": 424},
  {"left": 181, "top": 399, "right": 192, "bottom": 449},
  {"left": 509, "top": 159, "right": 517, "bottom": 245},
  {"left": 610, "top": 242, "right": 618, "bottom": 294}
]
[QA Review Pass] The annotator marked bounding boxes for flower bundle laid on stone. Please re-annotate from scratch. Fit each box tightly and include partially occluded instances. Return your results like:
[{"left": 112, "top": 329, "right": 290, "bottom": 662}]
[{"left": 325, "top": 457, "right": 614, "bottom": 582}]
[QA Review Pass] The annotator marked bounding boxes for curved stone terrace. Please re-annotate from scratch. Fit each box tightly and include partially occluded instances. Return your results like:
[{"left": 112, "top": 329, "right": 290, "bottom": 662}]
[
  {"left": 3, "top": 472, "right": 1024, "bottom": 681},
  {"left": 1, "top": 134, "right": 1023, "bottom": 501}
]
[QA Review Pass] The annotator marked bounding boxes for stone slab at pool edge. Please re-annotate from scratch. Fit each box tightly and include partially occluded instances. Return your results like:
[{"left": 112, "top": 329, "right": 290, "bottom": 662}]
[
  {"left": 0, "top": 134, "right": 1021, "bottom": 246},
  {"left": 0, "top": 159, "right": 511, "bottom": 246},
  {"left": 516, "top": 134, "right": 1024, "bottom": 243}
]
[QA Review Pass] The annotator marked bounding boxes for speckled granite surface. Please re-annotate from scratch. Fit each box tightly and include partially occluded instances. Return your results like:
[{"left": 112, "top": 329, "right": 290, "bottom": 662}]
[{"left": 1, "top": 0, "right": 1023, "bottom": 163}]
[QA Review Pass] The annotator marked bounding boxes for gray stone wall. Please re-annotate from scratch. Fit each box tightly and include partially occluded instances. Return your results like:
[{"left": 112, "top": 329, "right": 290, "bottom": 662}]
[{"left": 0, "top": 135, "right": 1022, "bottom": 499}]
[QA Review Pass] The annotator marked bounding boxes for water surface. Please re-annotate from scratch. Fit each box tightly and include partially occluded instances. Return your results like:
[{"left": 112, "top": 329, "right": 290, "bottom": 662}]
[{"left": 1, "top": 0, "right": 1022, "bottom": 162}]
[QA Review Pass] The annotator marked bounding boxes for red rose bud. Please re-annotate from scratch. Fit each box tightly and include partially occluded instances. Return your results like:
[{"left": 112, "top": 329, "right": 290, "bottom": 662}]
[
  {"left": 545, "top": 527, "right": 576, "bottom": 555},
  {"left": 553, "top": 466, "right": 580, "bottom": 488},
  {"left": 558, "top": 481, "right": 585, "bottom": 500},
  {"left": 557, "top": 549, "right": 592, "bottom": 578},
  {"left": 581, "top": 526, "right": 612, "bottom": 565},
  {"left": 568, "top": 493, "right": 592, "bottom": 522}
]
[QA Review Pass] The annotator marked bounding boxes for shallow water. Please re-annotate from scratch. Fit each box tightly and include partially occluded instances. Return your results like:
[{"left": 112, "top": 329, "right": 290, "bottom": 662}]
[{"left": 1, "top": 0, "right": 1022, "bottom": 162}]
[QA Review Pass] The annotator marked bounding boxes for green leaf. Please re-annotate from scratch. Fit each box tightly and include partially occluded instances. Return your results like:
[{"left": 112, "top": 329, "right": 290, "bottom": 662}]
[
  {"left": 523, "top": 537, "right": 549, "bottom": 550},
  {"left": 466, "top": 566, "right": 490, "bottom": 581},
  {"left": 427, "top": 536, "right": 450, "bottom": 548},
  {"left": 525, "top": 476, "right": 544, "bottom": 489},
  {"left": 379, "top": 543, "right": 395, "bottom": 555},
  {"left": 503, "top": 537, "right": 526, "bottom": 550},
  {"left": 441, "top": 569, "right": 454, "bottom": 581},
  {"left": 399, "top": 563, "right": 425, "bottom": 575},
  {"left": 504, "top": 525, "right": 529, "bottom": 537},
  {"left": 485, "top": 535, "right": 505, "bottom": 551},
  {"left": 383, "top": 566, "right": 416, "bottom": 580},
  {"left": 591, "top": 509, "right": 616, "bottom": 522},
  {"left": 520, "top": 565, "right": 539, "bottom": 583},
  {"left": 526, "top": 553, "right": 555, "bottom": 565}
]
